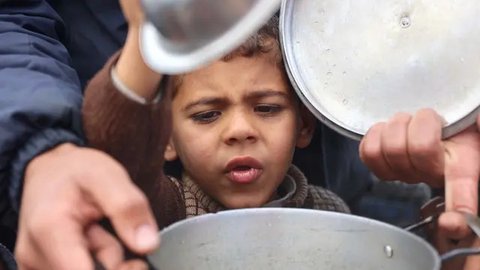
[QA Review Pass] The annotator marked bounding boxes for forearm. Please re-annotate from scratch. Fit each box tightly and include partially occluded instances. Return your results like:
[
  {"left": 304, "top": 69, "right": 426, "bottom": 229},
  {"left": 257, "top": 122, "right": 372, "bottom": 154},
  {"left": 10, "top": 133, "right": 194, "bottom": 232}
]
[
  {"left": 82, "top": 51, "right": 172, "bottom": 199},
  {"left": 116, "top": 27, "right": 163, "bottom": 101},
  {"left": 0, "top": 0, "right": 84, "bottom": 214}
]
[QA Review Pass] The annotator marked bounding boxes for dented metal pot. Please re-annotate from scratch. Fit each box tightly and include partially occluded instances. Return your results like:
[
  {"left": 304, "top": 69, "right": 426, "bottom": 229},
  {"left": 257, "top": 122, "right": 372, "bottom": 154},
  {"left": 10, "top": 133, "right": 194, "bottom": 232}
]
[
  {"left": 280, "top": 0, "right": 480, "bottom": 140},
  {"left": 147, "top": 208, "right": 480, "bottom": 270},
  {"left": 140, "top": 0, "right": 281, "bottom": 74}
]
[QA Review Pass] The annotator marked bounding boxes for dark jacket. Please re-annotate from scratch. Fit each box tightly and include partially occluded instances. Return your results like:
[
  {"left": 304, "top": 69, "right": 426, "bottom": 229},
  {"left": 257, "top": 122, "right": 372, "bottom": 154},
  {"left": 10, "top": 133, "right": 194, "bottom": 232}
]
[
  {"left": 0, "top": 0, "right": 373, "bottom": 267},
  {"left": 0, "top": 0, "right": 126, "bottom": 266}
]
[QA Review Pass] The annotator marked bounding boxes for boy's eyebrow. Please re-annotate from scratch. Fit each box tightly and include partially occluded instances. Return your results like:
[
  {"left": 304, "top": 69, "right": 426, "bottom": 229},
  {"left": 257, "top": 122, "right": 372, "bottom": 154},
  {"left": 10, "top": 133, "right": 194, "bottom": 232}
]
[
  {"left": 183, "top": 97, "right": 226, "bottom": 111},
  {"left": 183, "top": 90, "right": 289, "bottom": 111},
  {"left": 245, "top": 89, "right": 289, "bottom": 100}
]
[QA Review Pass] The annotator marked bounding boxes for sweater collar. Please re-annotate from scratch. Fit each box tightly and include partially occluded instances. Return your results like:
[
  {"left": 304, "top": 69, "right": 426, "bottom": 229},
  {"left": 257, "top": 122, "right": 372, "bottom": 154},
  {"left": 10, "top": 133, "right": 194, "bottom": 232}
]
[{"left": 182, "top": 165, "right": 309, "bottom": 217}]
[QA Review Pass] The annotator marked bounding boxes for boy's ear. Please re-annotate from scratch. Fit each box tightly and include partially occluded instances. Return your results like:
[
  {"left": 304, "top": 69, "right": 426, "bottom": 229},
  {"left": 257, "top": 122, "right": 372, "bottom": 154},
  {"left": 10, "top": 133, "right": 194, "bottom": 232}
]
[
  {"left": 164, "top": 138, "right": 178, "bottom": 161},
  {"left": 296, "top": 105, "right": 316, "bottom": 148}
]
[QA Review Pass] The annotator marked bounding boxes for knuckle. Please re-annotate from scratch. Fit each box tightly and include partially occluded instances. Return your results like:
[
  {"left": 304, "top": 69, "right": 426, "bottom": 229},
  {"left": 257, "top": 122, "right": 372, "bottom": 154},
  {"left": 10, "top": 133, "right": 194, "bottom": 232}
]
[
  {"left": 391, "top": 112, "right": 412, "bottom": 123},
  {"left": 382, "top": 135, "right": 407, "bottom": 158},
  {"left": 416, "top": 108, "right": 437, "bottom": 118},
  {"left": 386, "top": 113, "right": 411, "bottom": 133},
  {"left": 383, "top": 142, "right": 405, "bottom": 159},
  {"left": 369, "top": 122, "right": 385, "bottom": 133},
  {"left": 28, "top": 212, "right": 56, "bottom": 236},
  {"left": 409, "top": 139, "right": 437, "bottom": 157},
  {"left": 110, "top": 192, "right": 149, "bottom": 217},
  {"left": 361, "top": 141, "right": 381, "bottom": 162},
  {"left": 128, "top": 193, "right": 149, "bottom": 210},
  {"left": 361, "top": 123, "right": 385, "bottom": 160}
]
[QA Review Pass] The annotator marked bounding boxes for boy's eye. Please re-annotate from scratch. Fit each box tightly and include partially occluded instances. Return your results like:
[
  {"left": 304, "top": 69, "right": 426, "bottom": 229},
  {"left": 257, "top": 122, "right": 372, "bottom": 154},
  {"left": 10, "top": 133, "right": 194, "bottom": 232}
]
[
  {"left": 254, "top": 104, "right": 282, "bottom": 115},
  {"left": 191, "top": 111, "right": 221, "bottom": 123}
]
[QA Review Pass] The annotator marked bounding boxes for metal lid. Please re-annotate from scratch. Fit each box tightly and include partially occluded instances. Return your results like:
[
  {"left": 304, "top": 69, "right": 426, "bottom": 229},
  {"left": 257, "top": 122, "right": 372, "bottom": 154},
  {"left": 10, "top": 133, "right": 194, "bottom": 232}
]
[
  {"left": 280, "top": 0, "right": 480, "bottom": 140},
  {"left": 140, "top": 0, "right": 281, "bottom": 75}
]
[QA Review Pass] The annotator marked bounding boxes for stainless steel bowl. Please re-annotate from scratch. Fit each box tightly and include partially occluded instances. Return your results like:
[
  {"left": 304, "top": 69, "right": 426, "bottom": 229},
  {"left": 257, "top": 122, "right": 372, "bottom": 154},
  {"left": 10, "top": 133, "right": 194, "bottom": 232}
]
[
  {"left": 148, "top": 208, "right": 448, "bottom": 270},
  {"left": 280, "top": 0, "right": 480, "bottom": 140},
  {"left": 140, "top": 0, "right": 281, "bottom": 74}
]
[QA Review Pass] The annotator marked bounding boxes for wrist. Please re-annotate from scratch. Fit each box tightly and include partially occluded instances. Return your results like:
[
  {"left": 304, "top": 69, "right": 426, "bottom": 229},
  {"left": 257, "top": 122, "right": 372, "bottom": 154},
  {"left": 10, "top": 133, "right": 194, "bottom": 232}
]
[
  {"left": 116, "top": 28, "right": 163, "bottom": 101},
  {"left": 25, "top": 143, "right": 79, "bottom": 183}
]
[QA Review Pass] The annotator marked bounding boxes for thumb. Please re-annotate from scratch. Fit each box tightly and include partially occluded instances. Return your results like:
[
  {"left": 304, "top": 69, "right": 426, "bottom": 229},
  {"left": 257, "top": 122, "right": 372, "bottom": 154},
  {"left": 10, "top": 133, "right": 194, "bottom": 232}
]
[
  {"left": 443, "top": 127, "right": 480, "bottom": 215},
  {"left": 80, "top": 158, "right": 160, "bottom": 254},
  {"left": 442, "top": 162, "right": 478, "bottom": 240},
  {"left": 442, "top": 127, "right": 480, "bottom": 237}
]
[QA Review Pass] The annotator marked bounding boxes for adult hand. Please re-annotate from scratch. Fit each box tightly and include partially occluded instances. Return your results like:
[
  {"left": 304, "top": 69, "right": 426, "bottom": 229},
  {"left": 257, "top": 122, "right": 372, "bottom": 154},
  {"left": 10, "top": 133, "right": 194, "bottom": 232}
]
[
  {"left": 434, "top": 214, "right": 480, "bottom": 270},
  {"left": 359, "top": 108, "right": 480, "bottom": 238},
  {"left": 15, "top": 143, "right": 159, "bottom": 270}
]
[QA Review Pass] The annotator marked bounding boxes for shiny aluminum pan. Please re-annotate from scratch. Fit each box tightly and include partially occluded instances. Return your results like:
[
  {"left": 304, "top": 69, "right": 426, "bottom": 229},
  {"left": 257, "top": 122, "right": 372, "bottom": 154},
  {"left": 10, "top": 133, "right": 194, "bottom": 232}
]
[
  {"left": 148, "top": 208, "right": 441, "bottom": 270},
  {"left": 140, "top": 0, "right": 281, "bottom": 74},
  {"left": 280, "top": 0, "right": 480, "bottom": 140}
]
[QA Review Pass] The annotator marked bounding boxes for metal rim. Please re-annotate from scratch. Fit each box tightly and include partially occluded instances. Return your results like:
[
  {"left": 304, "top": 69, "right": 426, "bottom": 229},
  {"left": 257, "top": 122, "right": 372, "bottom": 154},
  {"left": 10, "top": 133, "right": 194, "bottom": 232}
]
[
  {"left": 140, "top": 0, "right": 281, "bottom": 75},
  {"left": 149, "top": 208, "right": 441, "bottom": 269},
  {"left": 280, "top": 0, "right": 362, "bottom": 140},
  {"left": 280, "top": 0, "right": 480, "bottom": 140}
]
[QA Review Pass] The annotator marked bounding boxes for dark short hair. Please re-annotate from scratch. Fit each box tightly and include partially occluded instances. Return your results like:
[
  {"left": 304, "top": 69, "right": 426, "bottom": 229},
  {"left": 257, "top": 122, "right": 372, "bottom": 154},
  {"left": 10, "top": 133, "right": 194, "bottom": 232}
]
[
  {"left": 170, "top": 13, "right": 289, "bottom": 99},
  {"left": 222, "top": 14, "right": 281, "bottom": 63}
]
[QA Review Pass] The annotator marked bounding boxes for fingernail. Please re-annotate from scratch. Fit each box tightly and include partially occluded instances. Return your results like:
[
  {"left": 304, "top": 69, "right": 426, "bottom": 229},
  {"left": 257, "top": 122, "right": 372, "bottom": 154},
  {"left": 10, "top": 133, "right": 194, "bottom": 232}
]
[{"left": 135, "top": 224, "right": 160, "bottom": 250}]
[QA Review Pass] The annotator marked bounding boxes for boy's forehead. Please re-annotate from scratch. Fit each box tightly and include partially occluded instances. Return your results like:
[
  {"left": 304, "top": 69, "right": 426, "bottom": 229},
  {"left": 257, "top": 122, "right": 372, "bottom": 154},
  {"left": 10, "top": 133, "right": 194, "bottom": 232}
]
[
  {"left": 175, "top": 83, "right": 298, "bottom": 113},
  {"left": 175, "top": 55, "right": 287, "bottom": 95}
]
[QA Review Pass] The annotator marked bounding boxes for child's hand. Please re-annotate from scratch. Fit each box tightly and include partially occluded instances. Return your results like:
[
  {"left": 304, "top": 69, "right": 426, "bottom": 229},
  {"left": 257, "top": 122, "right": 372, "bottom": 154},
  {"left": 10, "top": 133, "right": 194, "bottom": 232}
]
[
  {"left": 359, "top": 108, "right": 480, "bottom": 240},
  {"left": 116, "top": 0, "right": 163, "bottom": 101},
  {"left": 15, "top": 143, "right": 159, "bottom": 269},
  {"left": 120, "top": 0, "right": 145, "bottom": 30}
]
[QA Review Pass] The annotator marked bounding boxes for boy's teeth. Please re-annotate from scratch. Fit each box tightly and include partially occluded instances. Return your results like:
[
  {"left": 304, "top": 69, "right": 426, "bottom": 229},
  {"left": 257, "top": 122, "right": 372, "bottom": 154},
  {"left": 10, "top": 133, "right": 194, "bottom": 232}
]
[
  {"left": 229, "top": 168, "right": 261, "bottom": 183},
  {"left": 235, "top": 166, "right": 251, "bottom": 171}
]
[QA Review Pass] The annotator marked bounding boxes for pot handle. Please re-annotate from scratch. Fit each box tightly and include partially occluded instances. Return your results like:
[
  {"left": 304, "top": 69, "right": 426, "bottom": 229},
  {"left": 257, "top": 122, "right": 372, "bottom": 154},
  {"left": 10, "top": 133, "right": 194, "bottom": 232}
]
[
  {"left": 406, "top": 196, "right": 480, "bottom": 262},
  {"left": 440, "top": 212, "right": 480, "bottom": 262},
  {"left": 404, "top": 196, "right": 445, "bottom": 232}
]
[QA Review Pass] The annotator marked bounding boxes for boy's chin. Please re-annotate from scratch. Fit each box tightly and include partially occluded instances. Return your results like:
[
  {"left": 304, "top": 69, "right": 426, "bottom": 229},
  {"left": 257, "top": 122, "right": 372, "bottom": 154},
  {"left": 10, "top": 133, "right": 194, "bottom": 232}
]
[{"left": 221, "top": 195, "right": 270, "bottom": 209}]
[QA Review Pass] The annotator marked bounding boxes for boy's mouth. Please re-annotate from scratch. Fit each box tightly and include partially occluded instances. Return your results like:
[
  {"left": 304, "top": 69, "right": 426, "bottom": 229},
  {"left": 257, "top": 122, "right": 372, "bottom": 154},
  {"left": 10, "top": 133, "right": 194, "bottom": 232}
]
[
  {"left": 228, "top": 167, "right": 262, "bottom": 184},
  {"left": 225, "top": 157, "right": 263, "bottom": 184}
]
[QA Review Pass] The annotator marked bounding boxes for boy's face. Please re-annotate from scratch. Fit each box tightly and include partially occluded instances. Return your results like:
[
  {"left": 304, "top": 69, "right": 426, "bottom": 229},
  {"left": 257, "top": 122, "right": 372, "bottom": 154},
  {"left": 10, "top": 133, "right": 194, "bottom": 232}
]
[{"left": 165, "top": 52, "right": 314, "bottom": 208}]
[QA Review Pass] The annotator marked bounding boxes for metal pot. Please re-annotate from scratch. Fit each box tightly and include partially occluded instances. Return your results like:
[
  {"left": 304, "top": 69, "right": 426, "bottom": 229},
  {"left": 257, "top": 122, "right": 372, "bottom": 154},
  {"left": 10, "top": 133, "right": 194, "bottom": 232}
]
[
  {"left": 280, "top": 0, "right": 480, "bottom": 140},
  {"left": 147, "top": 208, "right": 480, "bottom": 269},
  {"left": 139, "top": 0, "right": 281, "bottom": 74}
]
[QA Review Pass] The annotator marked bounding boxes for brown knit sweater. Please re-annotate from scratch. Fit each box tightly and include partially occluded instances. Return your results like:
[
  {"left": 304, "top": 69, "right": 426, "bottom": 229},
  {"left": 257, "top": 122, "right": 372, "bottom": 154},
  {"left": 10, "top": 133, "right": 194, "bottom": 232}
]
[{"left": 82, "top": 52, "right": 349, "bottom": 229}]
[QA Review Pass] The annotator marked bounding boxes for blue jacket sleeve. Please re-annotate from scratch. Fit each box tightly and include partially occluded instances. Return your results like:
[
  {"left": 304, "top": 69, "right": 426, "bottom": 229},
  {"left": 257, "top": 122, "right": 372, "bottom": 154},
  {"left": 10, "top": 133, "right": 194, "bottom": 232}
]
[
  {"left": 319, "top": 125, "right": 372, "bottom": 203},
  {"left": 0, "top": 0, "right": 84, "bottom": 218}
]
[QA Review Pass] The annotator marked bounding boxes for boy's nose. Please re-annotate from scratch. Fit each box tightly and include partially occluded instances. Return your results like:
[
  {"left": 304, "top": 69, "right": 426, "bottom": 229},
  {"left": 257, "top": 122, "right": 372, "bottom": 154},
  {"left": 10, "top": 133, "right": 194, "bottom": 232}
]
[{"left": 223, "top": 111, "right": 258, "bottom": 145}]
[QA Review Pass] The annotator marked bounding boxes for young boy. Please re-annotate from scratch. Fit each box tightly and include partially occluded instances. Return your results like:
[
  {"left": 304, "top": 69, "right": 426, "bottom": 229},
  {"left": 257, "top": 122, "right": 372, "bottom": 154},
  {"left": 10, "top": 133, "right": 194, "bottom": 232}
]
[
  {"left": 82, "top": 7, "right": 349, "bottom": 230},
  {"left": 82, "top": 3, "right": 478, "bottom": 270}
]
